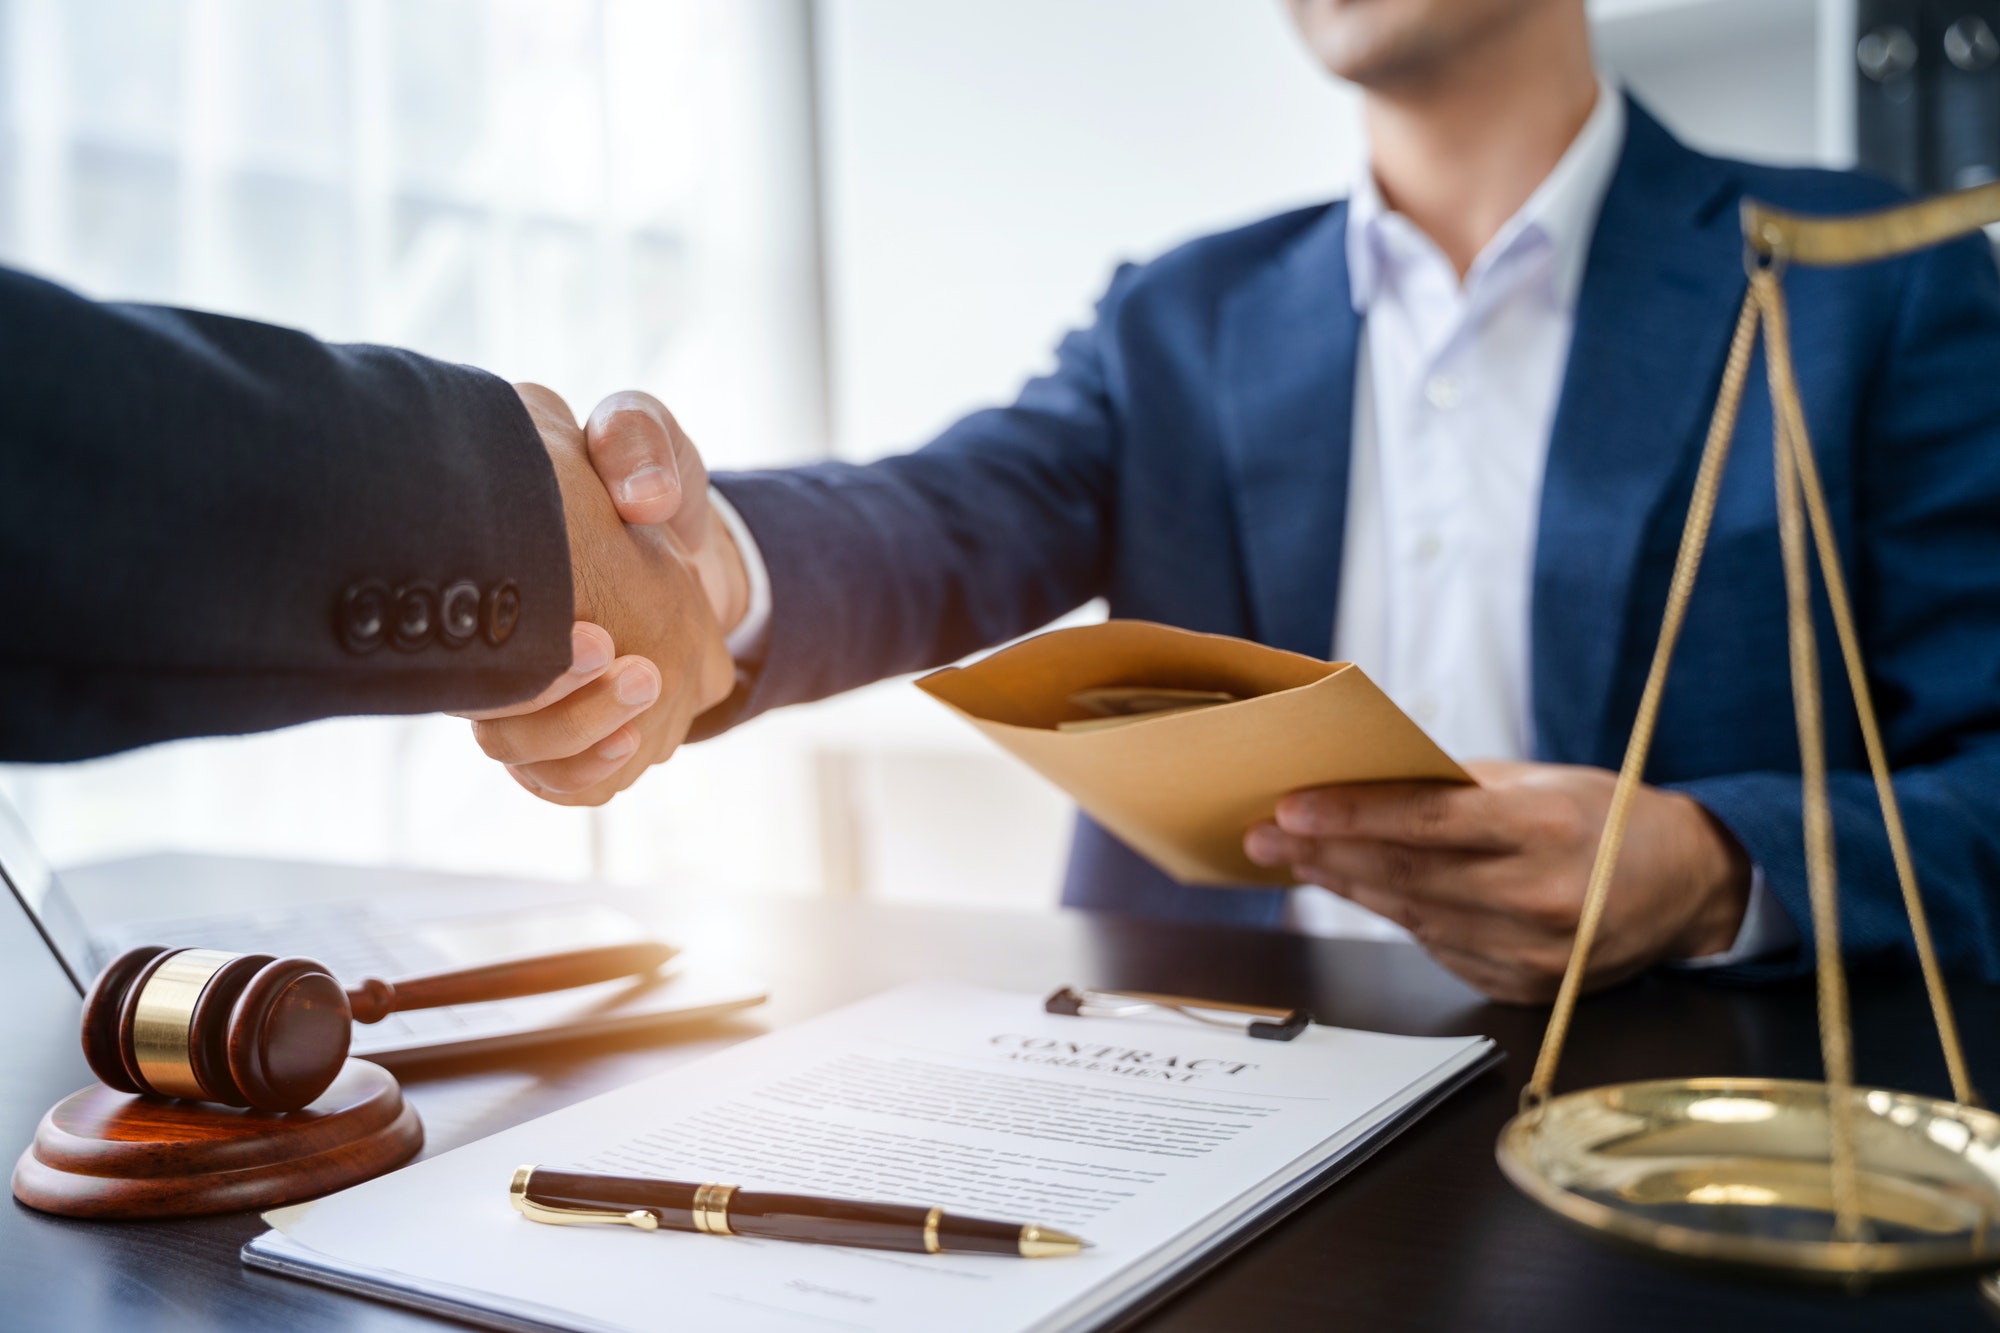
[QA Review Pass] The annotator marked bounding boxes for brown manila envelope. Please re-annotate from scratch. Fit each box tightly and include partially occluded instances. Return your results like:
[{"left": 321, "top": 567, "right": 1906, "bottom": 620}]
[{"left": 915, "top": 620, "right": 1472, "bottom": 887}]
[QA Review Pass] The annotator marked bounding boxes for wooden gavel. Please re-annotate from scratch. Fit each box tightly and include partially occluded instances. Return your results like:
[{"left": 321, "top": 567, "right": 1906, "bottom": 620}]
[{"left": 78, "top": 940, "right": 676, "bottom": 1112}]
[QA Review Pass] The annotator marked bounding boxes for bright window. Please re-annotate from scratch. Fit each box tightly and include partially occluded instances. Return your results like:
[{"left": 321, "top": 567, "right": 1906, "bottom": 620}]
[{"left": 0, "top": 0, "right": 830, "bottom": 892}]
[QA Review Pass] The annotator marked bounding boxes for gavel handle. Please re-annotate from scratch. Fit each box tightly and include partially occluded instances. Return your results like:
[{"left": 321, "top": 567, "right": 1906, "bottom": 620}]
[{"left": 345, "top": 940, "right": 676, "bottom": 1023}]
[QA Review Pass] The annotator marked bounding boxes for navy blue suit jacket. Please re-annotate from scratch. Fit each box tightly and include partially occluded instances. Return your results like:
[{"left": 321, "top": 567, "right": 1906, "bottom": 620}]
[{"left": 714, "top": 101, "right": 2000, "bottom": 980}]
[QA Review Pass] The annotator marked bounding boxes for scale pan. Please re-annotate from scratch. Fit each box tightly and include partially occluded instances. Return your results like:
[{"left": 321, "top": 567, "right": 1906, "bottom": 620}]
[{"left": 1497, "top": 1077, "right": 2000, "bottom": 1275}]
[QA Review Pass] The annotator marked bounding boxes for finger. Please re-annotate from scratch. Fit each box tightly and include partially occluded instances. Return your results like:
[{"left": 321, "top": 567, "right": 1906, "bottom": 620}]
[
  {"left": 1335, "top": 878, "right": 1572, "bottom": 987},
  {"left": 508, "top": 722, "right": 643, "bottom": 796},
  {"left": 1317, "top": 880, "right": 1559, "bottom": 1002},
  {"left": 1244, "top": 822, "right": 1305, "bottom": 870},
  {"left": 1288, "top": 836, "right": 1497, "bottom": 907},
  {"left": 455, "top": 623, "right": 615, "bottom": 721},
  {"left": 1333, "top": 880, "right": 1493, "bottom": 954},
  {"left": 469, "top": 656, "right": 661, "bottom": 766},
  {"left": 514, "top": 382, "right": 579, "bottom": 438},
  {"left": 1252, "top": 822, "right": 1478, "bottom": 903},
  {"left": 585, "top": 391, "right": 711, "bottom": 539},
  {"left": 1425, "top": 944, "right": 1553, "bottom": 1005},
  {"left": 513, "top": 734, "right": 662, "bottom": 807},
  {"left": 1432, "top": 936, "right": 1590, "bottom": 1004},
  {"left": 1316, "top": 875, "right": 1420, "bottom": 934},
  {"left": 1274, "top": 780, "right": 1520, "bottom": 851},
  {"left": 586, "top": 390, "right": 681, "bottom": 525}
]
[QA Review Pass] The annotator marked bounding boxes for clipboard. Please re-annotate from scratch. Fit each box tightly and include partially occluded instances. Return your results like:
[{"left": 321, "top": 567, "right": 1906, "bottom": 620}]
[{"left": 1044, "top": 987, "right": 1312, "bottom": 1041}]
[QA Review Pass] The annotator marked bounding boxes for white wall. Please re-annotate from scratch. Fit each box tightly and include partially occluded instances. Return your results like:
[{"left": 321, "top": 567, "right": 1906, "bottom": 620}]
[
  {"left": 1596, "top": 0, "right": 1835, "bottom": 167},
  {"left": 0, "top": 0, "right": 833, "bottom": 900},
  {"left": 817, "top": 0, "right": 1363, "bottom": 463}
]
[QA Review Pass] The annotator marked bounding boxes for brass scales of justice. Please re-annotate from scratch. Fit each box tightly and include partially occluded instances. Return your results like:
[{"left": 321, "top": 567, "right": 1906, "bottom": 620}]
[{"left": 1495, "top": 183, "right": 2000, "bottom": 1278}]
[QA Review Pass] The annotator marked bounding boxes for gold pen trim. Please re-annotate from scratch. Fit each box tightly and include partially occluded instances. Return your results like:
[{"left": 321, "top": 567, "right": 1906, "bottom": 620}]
[
  {"left": 1018, "top": 1223, "right": 1088, "bottom": 1258},
  {"left": 691, "top": 1182, "right": 738, "bottom": 1235},
  {"left": 509, "top": 1164, "right": 660, "bottom": 1230},
  {"left": 922, "top": 1206, "right": 942, "bottom": 1254}
]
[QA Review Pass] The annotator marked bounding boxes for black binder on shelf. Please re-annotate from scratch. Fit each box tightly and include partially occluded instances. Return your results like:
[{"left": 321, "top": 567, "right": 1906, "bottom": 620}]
[
  {"left": 1858, "top": 1, "right": 2000, "bottom": 195},
  {"left": 1932, "top": 2, "right": 2000, "bottom": 189},
  {"left": 1858, "top": 0, "right": 1926, "bottom": 192}
]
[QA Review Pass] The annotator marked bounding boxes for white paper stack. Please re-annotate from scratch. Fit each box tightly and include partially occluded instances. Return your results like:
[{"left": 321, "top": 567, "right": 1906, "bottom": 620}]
[{"left": 245, "top": 982, "right": 1496, "bottom": 1333}]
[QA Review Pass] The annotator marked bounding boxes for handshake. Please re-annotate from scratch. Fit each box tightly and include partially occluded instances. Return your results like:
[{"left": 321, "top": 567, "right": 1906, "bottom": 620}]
[{"left": 467, "top": 384, "right": 745, "bottom": 806}]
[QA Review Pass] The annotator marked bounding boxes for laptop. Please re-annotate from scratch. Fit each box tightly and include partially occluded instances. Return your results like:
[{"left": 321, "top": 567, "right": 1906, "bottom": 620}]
[{"left": 0, "top": 787, "right": 766, "bottom": 1065}]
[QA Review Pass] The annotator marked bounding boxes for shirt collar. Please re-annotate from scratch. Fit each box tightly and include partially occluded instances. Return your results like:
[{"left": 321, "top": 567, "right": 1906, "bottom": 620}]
[{"left": 1346, "top": 77, "right": 1626, "bottom": 314}]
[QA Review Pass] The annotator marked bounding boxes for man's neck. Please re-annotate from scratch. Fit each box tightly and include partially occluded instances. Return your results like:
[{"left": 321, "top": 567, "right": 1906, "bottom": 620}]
[{"left": 1362, "top": 8, "right": 1599, "bottom": 279}]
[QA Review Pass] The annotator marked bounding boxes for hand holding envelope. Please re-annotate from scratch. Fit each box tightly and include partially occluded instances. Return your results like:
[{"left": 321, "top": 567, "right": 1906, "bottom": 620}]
[
  {"left": 921, "top": 620, "right": 1753, "bottom": 1005},
  {"left": 916, "top": 620, "right": 1472, "bottom": 886}
]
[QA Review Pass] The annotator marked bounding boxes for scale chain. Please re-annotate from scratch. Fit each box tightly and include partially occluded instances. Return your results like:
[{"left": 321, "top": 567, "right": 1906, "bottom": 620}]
[
  {"left": 1521, "top": 288, "right": 1762, "bottom": 1113},
  {"left": 1759, "top": 267, "right": 1862, "bottom": 1241},
  {"left": 1757, "top": 283, "right": 1977, "bottom": 1111}
]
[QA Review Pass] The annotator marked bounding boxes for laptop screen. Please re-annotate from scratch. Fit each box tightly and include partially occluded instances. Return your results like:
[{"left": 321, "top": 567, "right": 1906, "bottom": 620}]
[{"left": 0, "top": 785, "right": 96, "bottom": 996}]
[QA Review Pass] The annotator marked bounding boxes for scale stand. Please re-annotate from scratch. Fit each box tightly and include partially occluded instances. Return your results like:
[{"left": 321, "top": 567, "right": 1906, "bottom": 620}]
[{"left": 1498, "top": 182, "right": 2000, "bottom": 1277}]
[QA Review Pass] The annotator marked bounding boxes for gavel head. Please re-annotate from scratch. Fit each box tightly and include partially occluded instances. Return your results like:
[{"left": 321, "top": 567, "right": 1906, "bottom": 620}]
[{"left": 80, "top": 946, "right": 354, "bottom": 1112}]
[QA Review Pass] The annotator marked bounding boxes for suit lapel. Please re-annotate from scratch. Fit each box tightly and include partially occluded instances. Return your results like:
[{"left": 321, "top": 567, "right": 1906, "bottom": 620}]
[
  {"left": 1532, "top": 102, "right": 1747, "bottom": 764},
  {"left": 1216, "top": 205, "right": 1360, "bottom": 658}
]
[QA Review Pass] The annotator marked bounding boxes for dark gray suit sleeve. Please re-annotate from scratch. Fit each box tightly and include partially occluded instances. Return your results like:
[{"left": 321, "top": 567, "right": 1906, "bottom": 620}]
[
  {"left": 707, "top": 272, "right": 1131, "bottom": 728},
  {"left": 0, "top": 266, "right": 573, "bottom": 761}
]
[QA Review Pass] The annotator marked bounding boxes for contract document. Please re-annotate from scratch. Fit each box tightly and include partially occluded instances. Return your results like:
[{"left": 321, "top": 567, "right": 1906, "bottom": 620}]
[{"left": 245, "top": 982, "right": 1496, "bottom": 1333}]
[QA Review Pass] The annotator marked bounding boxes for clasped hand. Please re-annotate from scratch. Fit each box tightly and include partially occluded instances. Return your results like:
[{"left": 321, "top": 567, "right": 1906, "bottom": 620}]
[{"left": 455, "top": 385, "right": 747, "bottom": 806}]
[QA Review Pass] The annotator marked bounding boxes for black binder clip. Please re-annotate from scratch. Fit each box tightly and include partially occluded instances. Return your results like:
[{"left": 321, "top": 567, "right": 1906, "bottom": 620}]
[{"left": 1044, "top": 987, "right": 1312, "bottom": 1041}]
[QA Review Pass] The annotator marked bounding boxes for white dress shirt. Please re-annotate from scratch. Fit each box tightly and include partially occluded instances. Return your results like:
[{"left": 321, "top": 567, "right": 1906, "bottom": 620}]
[
  {"left": 718, "top": 80, "right": 1791, "bottom": 964},
  {"left": 1286, "top": 83, "right": 1627, "bottom": 938},
  {"left": 1293, "top": 82, "right": 1791, "bottom": 965}
]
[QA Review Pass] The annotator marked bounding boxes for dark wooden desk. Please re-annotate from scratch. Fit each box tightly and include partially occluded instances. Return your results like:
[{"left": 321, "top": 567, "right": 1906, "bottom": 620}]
[{"left": 5, "top": 854, "right": 1998, "bottom": 1331}]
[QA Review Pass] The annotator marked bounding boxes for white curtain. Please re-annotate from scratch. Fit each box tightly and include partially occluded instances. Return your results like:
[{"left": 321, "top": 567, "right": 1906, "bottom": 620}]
[{"left": 0, "top": 0, "right": 831, "bottom": 894}]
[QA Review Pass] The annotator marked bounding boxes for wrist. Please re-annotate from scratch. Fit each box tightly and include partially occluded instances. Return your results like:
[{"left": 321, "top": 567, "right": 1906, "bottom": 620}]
[
  {"left": 1668, "top": 795, "right": 1753, "bottom": 958},
  {"left": 698, "top": 514, "right": 750, "bottom": 635}
]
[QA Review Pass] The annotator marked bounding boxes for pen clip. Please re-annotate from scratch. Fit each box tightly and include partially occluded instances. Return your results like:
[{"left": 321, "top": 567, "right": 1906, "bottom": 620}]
[{"left": 510, "top": 1164, "right": 661, "bottom": 1231}]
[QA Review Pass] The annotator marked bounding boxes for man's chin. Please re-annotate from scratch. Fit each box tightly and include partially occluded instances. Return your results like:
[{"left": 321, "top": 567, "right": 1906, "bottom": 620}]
[
  {"left": 1288, "top": 0, "right": 1551, "bottom": 91},
  {"left": 1297, "top": 21, "right": 1467, "bottom": 90},
  {"left": 1316, "top": 44, "right": 1452, "bottom": 93}
]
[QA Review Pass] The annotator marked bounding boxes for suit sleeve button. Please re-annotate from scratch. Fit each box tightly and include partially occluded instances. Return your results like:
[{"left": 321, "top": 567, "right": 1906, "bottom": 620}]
[
  {"left": 484, "top": 580, "right": 521, "bottom": 646},
  {"left": 439, "top": 580, "right": 481, "bottom": 647},
  {"left": 391, "top": 582, "right": 438, "bottom": 652},
  {"left": 336, "top": 581, "right": 390, "bottom": 655}
]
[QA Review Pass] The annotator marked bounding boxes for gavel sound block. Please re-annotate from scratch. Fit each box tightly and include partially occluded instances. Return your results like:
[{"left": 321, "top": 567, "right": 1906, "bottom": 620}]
[{"left": 11, "top": 939, "right": 673, "bottom": 1219}]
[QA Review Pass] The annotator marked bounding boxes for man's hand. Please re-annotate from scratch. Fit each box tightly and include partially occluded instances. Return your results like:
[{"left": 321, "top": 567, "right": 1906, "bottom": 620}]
[
  {"left": 575, "top": 389, "right": 749, "bottom": 629},
  {"left": 455, "top": 386, "right": 741, "bottom": 805},
  {"left": 1244, "top": 761, "right": 1752, "bottom": 1004}
]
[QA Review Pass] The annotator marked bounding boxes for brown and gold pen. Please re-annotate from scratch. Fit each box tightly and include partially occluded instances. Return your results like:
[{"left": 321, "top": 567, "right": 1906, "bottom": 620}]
[{"left": 510, "top": 1165, "right": 1089, "bottom": 1258}]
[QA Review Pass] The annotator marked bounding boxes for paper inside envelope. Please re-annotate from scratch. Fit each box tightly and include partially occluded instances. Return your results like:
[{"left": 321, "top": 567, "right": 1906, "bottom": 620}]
[{"left": 916, "top": 620, "right": 1473, "bottom": 887}]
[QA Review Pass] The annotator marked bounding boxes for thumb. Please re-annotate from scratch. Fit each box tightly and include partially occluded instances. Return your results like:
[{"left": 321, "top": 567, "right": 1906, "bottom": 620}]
[{"left": 584, "top": 391, "right": 711, "bottom": 542}]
